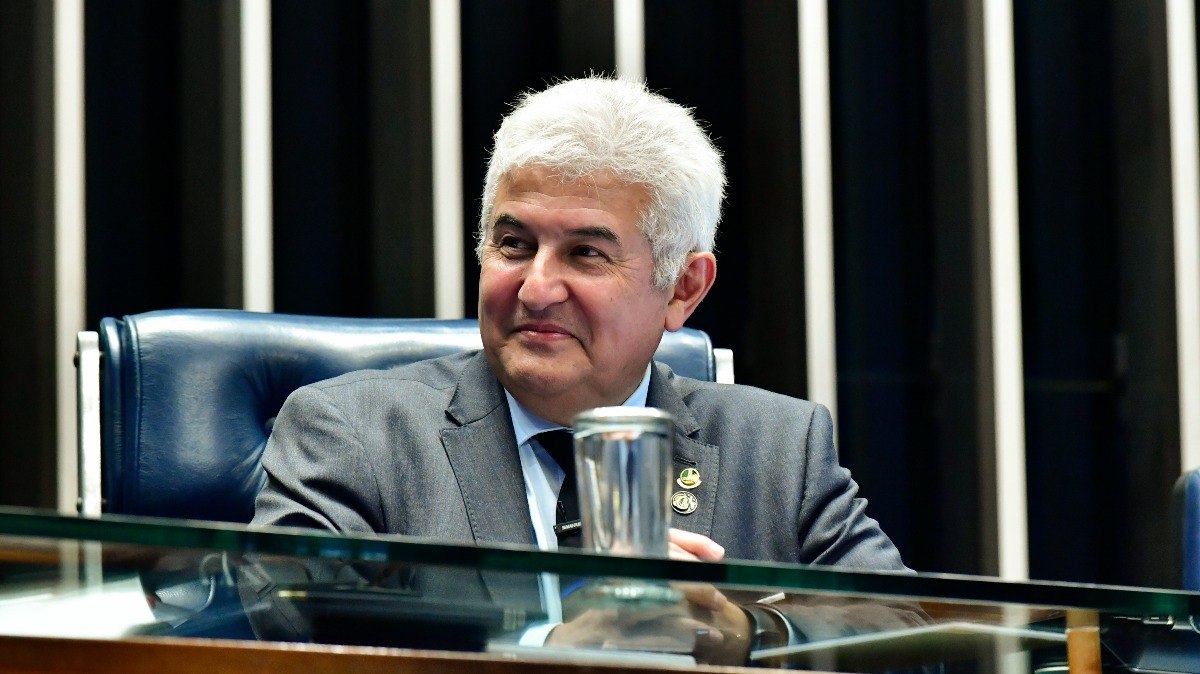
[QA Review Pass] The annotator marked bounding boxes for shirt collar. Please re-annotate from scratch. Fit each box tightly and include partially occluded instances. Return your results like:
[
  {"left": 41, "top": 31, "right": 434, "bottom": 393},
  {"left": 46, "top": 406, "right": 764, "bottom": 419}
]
[{"left": 505, "top": 364, "right": 653, "bottom": 447}]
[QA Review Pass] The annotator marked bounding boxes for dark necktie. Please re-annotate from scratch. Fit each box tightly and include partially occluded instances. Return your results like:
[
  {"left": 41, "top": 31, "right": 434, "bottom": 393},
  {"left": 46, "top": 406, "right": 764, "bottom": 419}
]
[{"left": 536, "top": 430, "right": 581, "bottom": 548}]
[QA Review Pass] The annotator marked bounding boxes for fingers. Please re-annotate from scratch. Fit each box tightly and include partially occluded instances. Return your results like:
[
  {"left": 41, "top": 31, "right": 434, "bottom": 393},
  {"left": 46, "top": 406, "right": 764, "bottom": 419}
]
[
  {"left": 668, "top": 528, "right": 725, "bottom": 561},
  {"left": 601, "top": 616, "right": 722, "bottom": 653},
  {"left": 674, "top": 582, "right": 728, "bottom": 611},
  {"left": 668, "top": 542, "right": 701, "bottom": 561},
  {"left": 551, "top": 600, "right": 747, "bottom": 665}
]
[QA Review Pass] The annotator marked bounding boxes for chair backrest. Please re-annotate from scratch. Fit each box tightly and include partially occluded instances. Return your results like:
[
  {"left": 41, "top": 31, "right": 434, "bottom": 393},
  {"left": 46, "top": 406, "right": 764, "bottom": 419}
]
[
  {"left": 1174, "top": 468, "right": 1200, "bottom": 590},
  {"left": 88, "top": 309, "right": 722, "bottom": 523}
]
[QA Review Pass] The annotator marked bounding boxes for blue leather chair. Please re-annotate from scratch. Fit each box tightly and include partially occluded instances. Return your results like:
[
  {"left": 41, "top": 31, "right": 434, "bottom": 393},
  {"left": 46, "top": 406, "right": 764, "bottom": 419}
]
[
  {"left": 76, "top": 309, "right": 732, "bottom": 523},
  {"left": 1175, "top": 468, "right": 1200, "bottom": 590}
]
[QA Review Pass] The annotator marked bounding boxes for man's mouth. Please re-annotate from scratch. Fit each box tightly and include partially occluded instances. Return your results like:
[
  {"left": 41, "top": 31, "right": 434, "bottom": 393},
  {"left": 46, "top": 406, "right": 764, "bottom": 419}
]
[{"left": 513, "top": 322, "right": 574, "bottom": 342}]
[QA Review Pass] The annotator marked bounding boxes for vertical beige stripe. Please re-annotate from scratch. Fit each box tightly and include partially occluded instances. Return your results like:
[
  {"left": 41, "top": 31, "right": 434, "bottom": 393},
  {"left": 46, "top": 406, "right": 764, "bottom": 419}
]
[
  {"left": 982, "top": 0, "right": 1029, "bottom": 582},
  {"left": 1166, "top": 0, "right": 1200, "bottom": 473},
  {"left": 54, "top": 0, "right": 85, "bottom": 514},
  {"left": 798, "top": 0, "right": 839, "bottom": 434},
  {"left": 615, "top": 0, "right": 645, "bottom": 80},
  {"left": 432, "top": 0, "right": 464, "bottom": 319},
  {"left": 241, "top": 0, "right": 274, "bottom": 312}
]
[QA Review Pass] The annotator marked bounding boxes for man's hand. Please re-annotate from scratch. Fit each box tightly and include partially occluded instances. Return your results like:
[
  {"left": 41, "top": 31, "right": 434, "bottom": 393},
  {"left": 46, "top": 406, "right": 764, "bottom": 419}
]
[
  {"left": 673, "top": 582, "right": 752, "bottom": 664},
  {"left": 546, "top": 530, "right": 751, "bottom": 664},
  {"left": 547, "top": 583, "right": 751, "bottom": 664},
  {"left": 667, "top": 530, "right": 752, "bottom": 662},
  {"left": 668, "top": 528, "right": 725, "bottom": 561}
]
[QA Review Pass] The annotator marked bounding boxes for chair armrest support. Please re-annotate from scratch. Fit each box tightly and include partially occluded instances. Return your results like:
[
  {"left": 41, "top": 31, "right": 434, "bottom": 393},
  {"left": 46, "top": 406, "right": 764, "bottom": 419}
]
[
  {"left": 714, "top": 348, "right": 735, "bottom": 384},
  {"left": 76, "top": 331, "right": 102, "bottom": 517}
]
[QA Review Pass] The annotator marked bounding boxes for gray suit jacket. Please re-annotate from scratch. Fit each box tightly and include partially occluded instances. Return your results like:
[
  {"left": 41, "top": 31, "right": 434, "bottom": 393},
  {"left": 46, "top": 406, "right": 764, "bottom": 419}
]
[{"left": 253, "top": 350, "right": 904, "bottom": 572}]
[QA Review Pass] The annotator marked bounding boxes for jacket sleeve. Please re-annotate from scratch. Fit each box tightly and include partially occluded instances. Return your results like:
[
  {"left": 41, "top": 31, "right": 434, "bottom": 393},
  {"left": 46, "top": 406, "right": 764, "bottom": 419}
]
[
  {"left": 796, "top": 403, "right": 908, "bottom": 571},
  {"left": 251, "top": 384, "right": 384, "bottom": 534}
]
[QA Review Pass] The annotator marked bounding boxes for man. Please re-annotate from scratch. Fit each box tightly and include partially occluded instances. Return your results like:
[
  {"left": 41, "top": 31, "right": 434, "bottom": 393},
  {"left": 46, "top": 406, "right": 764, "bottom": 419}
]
[{"left": 252, "top": 77, "right": 910, "bottom": 663}]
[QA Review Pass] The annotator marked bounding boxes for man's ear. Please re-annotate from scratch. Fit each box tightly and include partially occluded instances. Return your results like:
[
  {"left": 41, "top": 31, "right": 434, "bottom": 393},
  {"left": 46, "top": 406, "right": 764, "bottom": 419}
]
[{"left": 665, "top": 252, "right": 716, "bottom": 332}]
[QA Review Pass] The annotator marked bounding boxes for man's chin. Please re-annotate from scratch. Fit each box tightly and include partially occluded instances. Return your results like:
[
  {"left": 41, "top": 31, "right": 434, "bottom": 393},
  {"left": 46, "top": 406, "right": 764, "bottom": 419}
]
[{"left": 502, "top": 367, "right": 577, "bottom": 399}]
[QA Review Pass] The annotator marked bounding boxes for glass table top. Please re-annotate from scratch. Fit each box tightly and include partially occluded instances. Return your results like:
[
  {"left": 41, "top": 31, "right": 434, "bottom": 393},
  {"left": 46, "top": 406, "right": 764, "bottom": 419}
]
[{"left": 0, "top": 506, "right": 1196, "bottom": 672}]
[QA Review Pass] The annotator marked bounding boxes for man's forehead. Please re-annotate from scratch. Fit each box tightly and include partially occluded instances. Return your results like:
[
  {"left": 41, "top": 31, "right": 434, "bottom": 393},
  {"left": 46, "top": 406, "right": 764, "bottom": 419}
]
[{"left": 498, "top": 165, "right": 645, "bottom": 199}]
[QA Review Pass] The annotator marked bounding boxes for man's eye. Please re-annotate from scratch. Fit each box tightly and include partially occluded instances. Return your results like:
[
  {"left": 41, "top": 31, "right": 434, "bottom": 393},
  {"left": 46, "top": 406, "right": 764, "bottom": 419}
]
[
  {"left": 498, "top": 236, "right": 531, "bottom": 251},
  {"left": 573, "top": 245, "right": 604, "bottom": 258}
]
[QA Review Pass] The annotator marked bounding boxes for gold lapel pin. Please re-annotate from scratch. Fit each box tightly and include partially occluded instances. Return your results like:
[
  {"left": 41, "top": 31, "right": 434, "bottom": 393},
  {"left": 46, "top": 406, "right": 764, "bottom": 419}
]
[
  {"left": 677, "top": 467, "right": 702, "bottom": 489},
  {"left": 671, "top": 490, "right": 699, "bottom": 515}
]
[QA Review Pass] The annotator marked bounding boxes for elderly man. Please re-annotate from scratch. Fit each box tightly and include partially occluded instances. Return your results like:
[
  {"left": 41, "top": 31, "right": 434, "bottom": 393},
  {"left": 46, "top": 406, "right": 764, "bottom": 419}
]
[{"left": 252, "top": 77, "right": 908, "bottom": 663}]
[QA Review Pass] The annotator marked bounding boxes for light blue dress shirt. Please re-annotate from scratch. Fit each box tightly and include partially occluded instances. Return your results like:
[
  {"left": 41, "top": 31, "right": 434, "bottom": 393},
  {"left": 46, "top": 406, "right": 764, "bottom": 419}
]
[{"left": 504, "top": 365, "right": 651, "bottom": 638}]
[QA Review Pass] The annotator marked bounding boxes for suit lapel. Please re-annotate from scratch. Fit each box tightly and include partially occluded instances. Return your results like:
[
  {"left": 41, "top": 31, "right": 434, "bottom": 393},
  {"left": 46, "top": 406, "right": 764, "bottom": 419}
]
[
  {"left": 648, "top": 363, "right": 720, "bottom": 539},
  {"left": 442, "top": 352, "right": 535, "bottom": 546},
  {"left": 441, "top": 352, "right": 540, "bottom": 606}
]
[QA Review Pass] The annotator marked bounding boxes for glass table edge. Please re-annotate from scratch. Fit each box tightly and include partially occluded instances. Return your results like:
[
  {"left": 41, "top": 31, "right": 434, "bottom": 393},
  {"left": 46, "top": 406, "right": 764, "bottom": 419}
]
[{"left": 0, "top": 505, "right": 1195, "bottom": 617}]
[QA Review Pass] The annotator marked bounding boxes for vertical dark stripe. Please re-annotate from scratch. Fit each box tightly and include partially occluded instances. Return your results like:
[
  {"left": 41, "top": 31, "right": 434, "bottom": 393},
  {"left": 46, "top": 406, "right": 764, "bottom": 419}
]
[
  {"left": 272, "top": 0, "right": 435, "bottom": 318},
  {"left": 0, "top": 0, "right": 57, "bottom": 507},
  {"left": 179, "top": 0, "right": 243, "bottom": 308},
  {"left": 1015, "top": 0, "right": 1178, "bottom": 587},
  {"left": 829, "top": 0, "right": 937, "bottom": 571},
  {"left": 1108, "top": 0, "right": 1178, "bottom": 587},
  {"left": 85, "top": 1, "right": 184, "bottom": 325},
  {"left": 271, "top": 0, "right": 370, "bottom": 316},
  {"left": 85, "top": 1, "right": 243, "bottom": 322},
  {"left": 740, "top": 2, "right": 806, "bottom": 402},
  {"left": 1015, "top": 0, "right": 1117, "bottom": 584},
  {"left": 367, "top": 0, "right": 434, "bottom": 317},
  {"left": 927, "top": 0, "right": 993, "bottom": 576},
  {"left": 557, "top": 0, "right": 617, "bottom": 77}
]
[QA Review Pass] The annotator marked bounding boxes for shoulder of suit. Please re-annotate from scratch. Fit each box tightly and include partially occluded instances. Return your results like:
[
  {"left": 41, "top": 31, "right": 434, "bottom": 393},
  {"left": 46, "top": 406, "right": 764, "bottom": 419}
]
[{"left": 304, "top": 350, "right": 477, "bottom": 394}]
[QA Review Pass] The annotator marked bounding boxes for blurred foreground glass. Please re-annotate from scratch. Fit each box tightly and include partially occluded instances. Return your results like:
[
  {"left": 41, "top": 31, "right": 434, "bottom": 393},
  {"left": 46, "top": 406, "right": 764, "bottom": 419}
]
[
  {"left": 0, "top": 507, "right": 1196, "bottom": 671},
  {"left": 573, "top": 407, "right": 674, "bottom": 558}
]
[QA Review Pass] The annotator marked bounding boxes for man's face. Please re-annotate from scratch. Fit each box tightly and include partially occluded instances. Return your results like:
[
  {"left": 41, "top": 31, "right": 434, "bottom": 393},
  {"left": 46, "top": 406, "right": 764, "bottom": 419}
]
[{"left": 479, "top": 165, "right": 672, "bottom": 424}]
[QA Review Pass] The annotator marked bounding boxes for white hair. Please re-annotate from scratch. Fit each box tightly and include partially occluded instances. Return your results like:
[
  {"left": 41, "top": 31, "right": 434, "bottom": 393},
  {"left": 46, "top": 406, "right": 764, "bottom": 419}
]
[{"left": 476, "top": 77, "right": 726, "bottom": 288}]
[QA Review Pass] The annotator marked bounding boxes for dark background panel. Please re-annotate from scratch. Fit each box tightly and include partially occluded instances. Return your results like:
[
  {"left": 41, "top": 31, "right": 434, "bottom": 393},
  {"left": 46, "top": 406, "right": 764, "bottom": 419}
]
[
  {"left": 1015, "top": 0, "right": 1178, "bottom": 587},
  {"left": 368, "top": 0, "right": 435, "bottom": 319},
  {"left": 737, "top": 1, "right": 805, "bottom": 402},
  {"left": 271, "top": 0, "right": 435, "bottom": 318},
  {"left": 86, "top": 1, "right": 187, "bottom": 324},
  {"left": 0, "top": 0, "right": 57, "bottom": 508},
  {"left": 644, "top": 0, "right": 748, "bottom": 373},
  {"left": 272, "top": 0, "right": 371, "bottom": 316},
  {"left": 460, "top": 0, "right": 615, "bottom": 316},
  {"left": 926, "top": 0, "right": 994, "bottom": 576},
  {"left": 1108, "top": 0, "right": 1180, "bottom": 588},
  {"left": 85, "top": 0, "right": 243, "bottom": 326},
  {"left": 179, "top": 0, "right": 243, "bottom": 309},
  {"left": 1014, "top": 0, "right": 1120, "bottom": 584},
  {"left": 828, "top": 0, "right": 945, "bottom": 572}
]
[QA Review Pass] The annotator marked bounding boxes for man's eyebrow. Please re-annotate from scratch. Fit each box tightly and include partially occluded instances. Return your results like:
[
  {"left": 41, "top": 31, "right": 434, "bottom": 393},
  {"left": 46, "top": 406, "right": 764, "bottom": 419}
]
[
  {"left": 493, "top": 213, "right": 525, "bottom": 230},
  {"left": 491, "top": 215, "right": 620, "bottom": 245},
  {"left": 570, "top": 226, "right": 620, "bottom": 244}
]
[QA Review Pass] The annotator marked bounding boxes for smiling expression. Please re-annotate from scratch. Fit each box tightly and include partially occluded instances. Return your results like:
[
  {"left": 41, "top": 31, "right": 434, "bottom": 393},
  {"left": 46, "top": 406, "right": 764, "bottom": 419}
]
[{"left": 478, "top": 166, "right": 677, "bottom": 425}]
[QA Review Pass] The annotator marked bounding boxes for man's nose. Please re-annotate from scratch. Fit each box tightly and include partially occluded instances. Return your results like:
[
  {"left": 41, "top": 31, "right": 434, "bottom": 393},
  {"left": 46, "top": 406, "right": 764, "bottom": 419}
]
[{"left": 517, "top": 250, "right": 569, "bottom": 310}]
